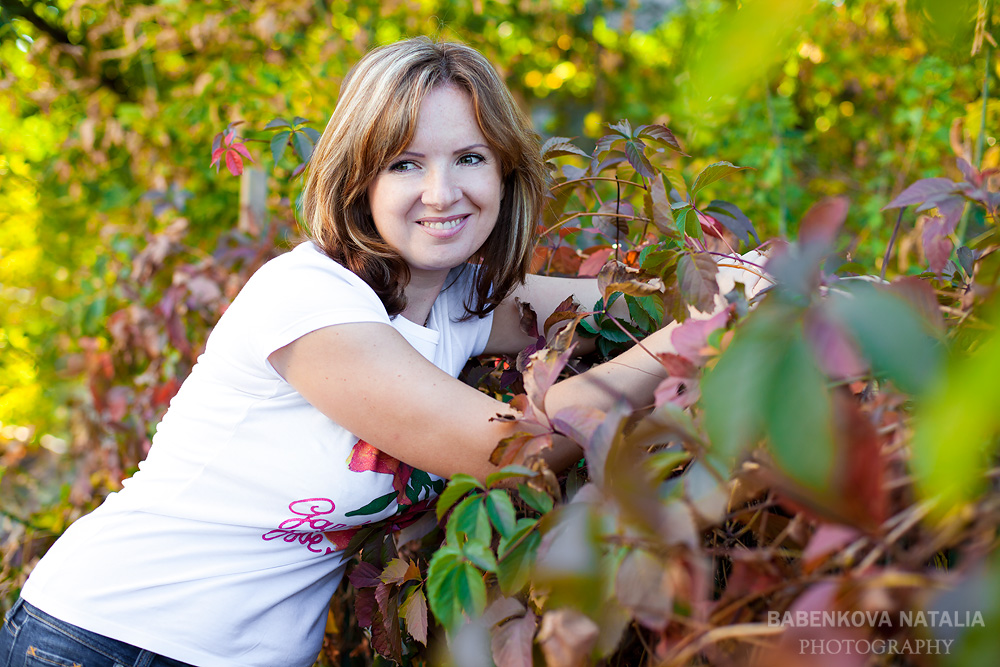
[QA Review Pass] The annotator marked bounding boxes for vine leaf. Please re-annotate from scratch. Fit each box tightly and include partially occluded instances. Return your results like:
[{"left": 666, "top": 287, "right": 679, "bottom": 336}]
[
  {"left": 597, "top": 260, "right": 664, "bottom": 301},
  {"left": 677, "top": 253, "right": 720, "bottom": 313},
  {"left": 636, "top": 123, "right": 688, "bottom": 155},
  {"left": 922, "top": 215, "right": 954, "bottom": 274},
  {"left": 703, "top": 200, "right": 758, "bottom": 244},
  {"left": 491, "top": 609, "right": 537, "bottom": 667},
  {"left": 883, "top": 177, "right": 956, "bottom": 210},
  {"left": 624, "top": 139, "right": 654, "bottom": 178},
  {"left": 400, "top": 586, "right": 428, "bottom": 645},
  {"left": 542, "top": 136, "right": 590, "bottom": 160},
  {"left": 799, "top": 196, "right": 848, "bottom": 245},
  {"left": 690, "top": 161, "right": 750, "bottom": 197}
]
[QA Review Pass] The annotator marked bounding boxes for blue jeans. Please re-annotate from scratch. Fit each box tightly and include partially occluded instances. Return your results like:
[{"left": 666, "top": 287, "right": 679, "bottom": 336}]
[{"left": 1, "top": 598, "right": 195, "bottom": 667}]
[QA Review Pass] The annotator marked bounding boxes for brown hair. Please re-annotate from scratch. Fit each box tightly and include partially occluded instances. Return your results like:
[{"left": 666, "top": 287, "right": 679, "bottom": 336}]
[{"left": 301, "top": 36, "right": 547, "bottom": 317}]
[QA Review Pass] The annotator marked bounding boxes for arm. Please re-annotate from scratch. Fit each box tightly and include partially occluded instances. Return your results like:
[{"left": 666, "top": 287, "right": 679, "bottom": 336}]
[
  {"left": 483, "top": 274, "right": 612, "bottom": 356},
  {"left": 267, "top": 317, "right": 686, "bottom": 482},
  {"left": 484, "top": 249, "right": 771, "bottom": 356},
  {"left": 269, "top": 253, "right": 770, "bottom": 483}
]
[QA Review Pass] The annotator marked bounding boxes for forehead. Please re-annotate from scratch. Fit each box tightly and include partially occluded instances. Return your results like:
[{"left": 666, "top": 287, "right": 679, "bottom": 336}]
[{"left": 407, "top": 85, "right": 487, "bottom": 145}]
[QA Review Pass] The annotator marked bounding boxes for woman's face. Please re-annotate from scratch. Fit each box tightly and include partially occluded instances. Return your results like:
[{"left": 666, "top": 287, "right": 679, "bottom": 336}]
[{"left": 367, "top": 85, "right": 502, "bottom": 284}]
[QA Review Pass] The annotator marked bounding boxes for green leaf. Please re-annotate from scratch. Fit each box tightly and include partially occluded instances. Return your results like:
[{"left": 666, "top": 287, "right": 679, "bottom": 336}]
[
  {"left": 301, "top": 127, "right": 321, "bottom": 144},
  {"left": 912, "top": 323, "right": 1000, "bottom": 514},
  {"left": 827, "top": 283, "right": 943, "bottom": 395},
  {"left": 446, "top": 495, "right": 491, "bottom": 546},
  {"left": 345, "top": 490, "right": 397, "bottom": 517},
  {"left": 270, "top": 130, "right": 291, "bottom": 168},
  {"left": 292, "top": 116, "right": 311, "bottom": 126},
  {"left": 517, "top": 483, "right": 554, "bottom": 514},
  {"left": 690, "top": 161, "right": 751, "bottom": 196},
  {"left": 292, "top": 131, "right": 314, "bottom": 162},
  {"left": 436, "top": 475, "right": 483, "bottom": 520},
  {"left": 485, "top": 464, "right": 536, "bottom": 487},
  {"left": 626, "top": 295, "right": 654, "bottom": 331},
  {"left": 456, "top": 561, "right": 488, "bottom": 617},
  {"left": 485, "top": 489, "right": 518, "bottom": 539},
  {"left": 701, "top": 304, "right": 788, "bottom": 468},
  {"left": 426, "top": 546, "right": 463, "bottom": 630},
  {"left": 263, "top": 117, "right": 291, "bottom": 129},
  {"left": 497, "top": 523, "right": 542, "bottom": 595},
  {"left": 763, "top": 330, "right": 835, "bottom": 489},
  {"left": 463, "top": 540, "right": 499, "bottom": 572}
]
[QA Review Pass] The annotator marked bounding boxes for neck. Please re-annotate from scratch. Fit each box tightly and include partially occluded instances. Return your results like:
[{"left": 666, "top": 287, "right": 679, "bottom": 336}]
[{"left": 398, "top": 268, "right": 450, "bottom": 326}]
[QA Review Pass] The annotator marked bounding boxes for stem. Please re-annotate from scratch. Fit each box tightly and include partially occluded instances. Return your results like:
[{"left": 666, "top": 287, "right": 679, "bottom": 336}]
[
  {"left": 540, "top": 211, "right": 645, "bottom": 238},
  {"left": 614, "top": 178, "right": 622, "bottom": 262},
  {"left": 880, "top": 208, "right": 905, "bottom": 281},
  {"left": 764, "top": 79, "right": 789, "bottom": 237},
  {"left": 959, "top": 5, "right": 992, "bottom": 244},
  {"left": 550, "top": 176, "right": 646, "bottom": 190}
]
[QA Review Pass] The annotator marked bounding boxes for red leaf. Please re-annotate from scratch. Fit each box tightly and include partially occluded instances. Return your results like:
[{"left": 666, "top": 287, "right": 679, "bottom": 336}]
[
  {"left": 836, "top": 394, "right": 888, "bottom": 527},
  {"left": 670, "top": 306, "right": 731, "bottom": 361},
  {"left": 225, "top": 149, "right": 244, "bottom": 176},
  {"left": 354, "top": 587, "right": 376, "bottom": 628},
  {"left": 799, "top": 196, "right": 848, "bottom": 245},
  {"left": 542, "top": 295, "right": 582, "bottom": 335},
  {"left": 400, "top": 586, "right": 428, "bottom": 645},
  {"left": 922, "top": 215, "right": 953, "bottom": 274},
  {"left": 654, "top": 376, "right": 700, "bottom": 409},
  {"left": 537, "top": 609, "right": 599, "bottom": 667},
  {"left": 615, "top": 548, "right": 674, "bottom": 630},
  {"left": 231, "top": 141, "right": 254, "bottom": 162},
  {"left": 491, "top": 609, "right": 537, "bottom": 667},
  {"left": 696, "top": 211, "right": 725, "bottom": 239},
  {"left": 550, "top": 405, "right": 606, "bottom": 446},
  {"left": 348, "top": 561, "right": 382, "bottom": 589},
  {"left": 802, "top": 524, "right": 861, "bottom": 571},
  {"left": 151, "top": 378, "right": 180, "bottom": 406},
  {"left": 577, "top": 247, "right": 613, "bottom": 277},
  {"left": 804, "top": 309, "right": 866, "bottom": 380},
  {"left": 676, "top": 252, "right": 719, "bottom": 313},
  {"left": 883, "top": 177, "right": 955, "bottom": 210},
  {"left": 515, "top": 297, "right": 539, "bottom": 338},
  {"left": 210, "top": 145, "right": 225, "bottom": 168},
  {"left": 524, "top": 346, "right": 575, "bottom": 418}
]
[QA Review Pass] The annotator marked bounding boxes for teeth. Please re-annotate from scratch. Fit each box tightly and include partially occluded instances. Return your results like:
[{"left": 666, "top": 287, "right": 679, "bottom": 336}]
[{"left": 420, "top": 217, "right": 463, "bottom": 230}]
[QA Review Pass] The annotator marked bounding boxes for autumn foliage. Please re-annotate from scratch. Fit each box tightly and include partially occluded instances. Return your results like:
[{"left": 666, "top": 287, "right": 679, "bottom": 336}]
[{"left": 4, "top": 2, "right": 1000, "bottom": 666}]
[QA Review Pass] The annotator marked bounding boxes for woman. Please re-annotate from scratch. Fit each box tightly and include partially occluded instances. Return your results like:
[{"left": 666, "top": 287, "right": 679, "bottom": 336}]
[{"left": 2, "top": 38, "right": 761, "bottom": 667}]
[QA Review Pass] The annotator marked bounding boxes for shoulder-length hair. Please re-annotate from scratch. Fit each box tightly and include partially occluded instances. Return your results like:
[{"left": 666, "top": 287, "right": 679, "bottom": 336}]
[{"left": 301, "top": 36, "right": 547, "bottom": 318}]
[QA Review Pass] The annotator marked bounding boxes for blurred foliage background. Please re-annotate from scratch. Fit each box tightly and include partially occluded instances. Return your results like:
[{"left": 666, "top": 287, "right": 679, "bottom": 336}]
[
  {"left": 1, "top": 0, "right": 998, "bottom": 663},
  {"left": 1, "top": 0, "right": 992, "bottom": 449}
]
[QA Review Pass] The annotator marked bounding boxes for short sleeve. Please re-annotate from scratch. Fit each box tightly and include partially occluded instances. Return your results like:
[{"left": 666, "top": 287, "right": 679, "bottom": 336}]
[{"left": 207, "top": 243, "right": 391, "bottom": 376}]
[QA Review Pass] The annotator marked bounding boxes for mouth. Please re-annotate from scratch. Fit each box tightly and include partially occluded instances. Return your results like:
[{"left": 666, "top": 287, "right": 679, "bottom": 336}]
[{"left": 417, "top": 214, "right": 468, "bottom": 230}]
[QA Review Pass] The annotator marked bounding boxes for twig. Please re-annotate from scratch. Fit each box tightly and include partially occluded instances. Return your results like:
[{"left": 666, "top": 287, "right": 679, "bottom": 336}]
[
  {"left": 880, "top": 208, "right": 905, "bottom": 281},
  {"left": 663, "top": 623, "right": 784, "bottom": 666},
  {"left": 550, "top": 176, "right": 646, "bottom": 190},
  {"left": 540, "top": 211, "right": 646, "bottom": 238}
]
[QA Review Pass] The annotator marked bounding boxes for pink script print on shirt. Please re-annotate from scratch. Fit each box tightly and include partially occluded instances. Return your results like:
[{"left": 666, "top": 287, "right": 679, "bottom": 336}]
[{"left": 261, "top": 497, "right": 349, "bottom": 555}]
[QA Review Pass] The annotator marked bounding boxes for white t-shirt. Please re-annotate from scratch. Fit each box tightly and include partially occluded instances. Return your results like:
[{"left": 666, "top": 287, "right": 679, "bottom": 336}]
[{"left": 22, "top": 242, "right": 494, "bottom": 667}]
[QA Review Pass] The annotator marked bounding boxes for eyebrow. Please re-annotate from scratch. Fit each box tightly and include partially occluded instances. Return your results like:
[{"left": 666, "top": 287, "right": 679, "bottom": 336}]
[{"left": 398, "top": 143, "right": 491, "bottom": 158}]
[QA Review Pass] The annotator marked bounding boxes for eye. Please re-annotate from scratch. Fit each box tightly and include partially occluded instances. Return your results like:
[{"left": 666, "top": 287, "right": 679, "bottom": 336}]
[
  {"left": 387, "top": 160, "right": 417, "bottom": 173},
  {"left": 458, "top": 153, "right": 485, "bottom": 166}
]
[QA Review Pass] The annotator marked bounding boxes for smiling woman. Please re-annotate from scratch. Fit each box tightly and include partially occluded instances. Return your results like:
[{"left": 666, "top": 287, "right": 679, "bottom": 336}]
[{"left": 1, "top": 37, "right": 762, "bottom": 667}]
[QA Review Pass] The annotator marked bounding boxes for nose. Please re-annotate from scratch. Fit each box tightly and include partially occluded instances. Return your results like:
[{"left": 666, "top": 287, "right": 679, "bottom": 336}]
[{"left": 421, "top": 167, "right": 461, "bottom": 210}]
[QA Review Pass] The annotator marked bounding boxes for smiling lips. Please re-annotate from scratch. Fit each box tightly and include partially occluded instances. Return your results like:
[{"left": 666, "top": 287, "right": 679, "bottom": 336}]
[{"left": 417, "top": 214, "right": 468, "bottom": 231}]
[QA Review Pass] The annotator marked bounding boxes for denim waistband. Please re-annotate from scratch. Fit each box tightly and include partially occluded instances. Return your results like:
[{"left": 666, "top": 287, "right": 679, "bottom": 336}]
[{"left": 10, "top": 599, "right": 192, "bottom": 667}]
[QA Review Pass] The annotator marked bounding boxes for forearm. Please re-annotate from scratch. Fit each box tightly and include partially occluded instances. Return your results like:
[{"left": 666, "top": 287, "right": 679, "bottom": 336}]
[{"left": 544, "top": 324, "right": 675, "bottom": 417}]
